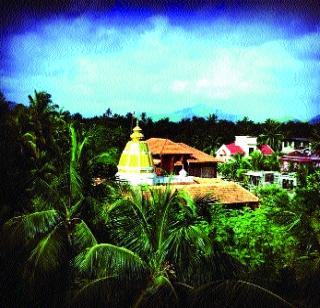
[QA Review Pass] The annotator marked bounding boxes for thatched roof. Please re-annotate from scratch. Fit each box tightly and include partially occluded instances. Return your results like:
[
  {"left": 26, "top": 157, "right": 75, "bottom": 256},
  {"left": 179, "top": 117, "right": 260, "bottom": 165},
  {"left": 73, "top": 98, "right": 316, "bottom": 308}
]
[{"left": 172, "top": 177, "right": 259, "bottom": 205}]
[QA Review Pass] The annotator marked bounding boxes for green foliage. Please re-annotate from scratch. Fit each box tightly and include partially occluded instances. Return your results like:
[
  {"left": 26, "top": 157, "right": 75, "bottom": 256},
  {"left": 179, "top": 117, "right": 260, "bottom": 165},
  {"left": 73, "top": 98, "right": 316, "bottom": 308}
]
[
  {"left": 2, "top": 89, "right": 318, "bottom": 307},
  {"left": 258, "top": 119, "right": 284, "bottom": 151},
  {"left": 74, "top": 243, "right": 146, "bottom": 279},
  {"left": 213, "top": 206, "right": 297, "bottom": 270}
]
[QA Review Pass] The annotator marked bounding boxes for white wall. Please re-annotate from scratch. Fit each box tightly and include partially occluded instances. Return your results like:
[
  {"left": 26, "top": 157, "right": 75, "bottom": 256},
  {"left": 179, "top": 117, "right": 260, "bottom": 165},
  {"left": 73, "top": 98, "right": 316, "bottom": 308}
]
[{"left": 235, "top": 136, "right": 257, "bottom": 156}]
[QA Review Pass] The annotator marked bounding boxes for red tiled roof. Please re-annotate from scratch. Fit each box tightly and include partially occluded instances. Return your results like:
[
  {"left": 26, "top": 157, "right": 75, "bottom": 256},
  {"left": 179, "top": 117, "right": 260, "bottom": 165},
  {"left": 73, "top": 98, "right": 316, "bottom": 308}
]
[
  {"left": 225, "top": 143, "right": 245, "bottom": 155},
  {"left": 146, "top": 138, "right": 192, "bottom": 155},
  {"left": 178, "top": 143, "right": 222, "bottom": 163},
  {"left": 258, "top": 144, "right": 274, "bottom": 155}
]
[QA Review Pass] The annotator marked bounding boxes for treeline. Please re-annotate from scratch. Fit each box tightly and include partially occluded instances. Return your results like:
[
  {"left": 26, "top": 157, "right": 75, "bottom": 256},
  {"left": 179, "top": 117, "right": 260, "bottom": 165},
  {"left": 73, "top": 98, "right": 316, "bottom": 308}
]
[
  {"left": 83, "top": 108, "right": 316, "bottom": 154},
  {"left": 1, "top": 91, "right": 320, "bottom": 307}
]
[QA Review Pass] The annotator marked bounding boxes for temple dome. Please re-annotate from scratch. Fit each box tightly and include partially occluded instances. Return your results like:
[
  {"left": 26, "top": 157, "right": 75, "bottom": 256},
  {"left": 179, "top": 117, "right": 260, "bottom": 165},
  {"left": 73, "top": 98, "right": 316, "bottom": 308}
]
[{"left": 116, "top": 121, "right": 156, "bottom": 185}]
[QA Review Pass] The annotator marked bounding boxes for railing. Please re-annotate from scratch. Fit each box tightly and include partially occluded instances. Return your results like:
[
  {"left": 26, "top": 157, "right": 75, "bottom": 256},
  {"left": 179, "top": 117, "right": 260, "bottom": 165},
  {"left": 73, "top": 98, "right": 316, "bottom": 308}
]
[{"left": 153, "top": 175, "right": 194, "bottom": 185}]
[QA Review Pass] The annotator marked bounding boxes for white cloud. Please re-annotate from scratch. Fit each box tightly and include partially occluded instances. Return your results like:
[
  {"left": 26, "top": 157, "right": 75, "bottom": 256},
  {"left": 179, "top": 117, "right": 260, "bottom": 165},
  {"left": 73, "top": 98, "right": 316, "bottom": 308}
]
[
  {"left": 171, "top": 80, "right": 189, "bottom": 92},
  {"left": 2, "top": 13, "right": 319, "bottom": 120}
]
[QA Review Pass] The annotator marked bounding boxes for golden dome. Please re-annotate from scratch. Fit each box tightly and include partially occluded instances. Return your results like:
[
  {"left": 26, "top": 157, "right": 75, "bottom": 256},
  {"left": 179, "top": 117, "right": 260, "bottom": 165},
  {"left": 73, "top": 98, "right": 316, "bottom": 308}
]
[{"left": 117, "top": 121, "right": 155, "bottom": 184}]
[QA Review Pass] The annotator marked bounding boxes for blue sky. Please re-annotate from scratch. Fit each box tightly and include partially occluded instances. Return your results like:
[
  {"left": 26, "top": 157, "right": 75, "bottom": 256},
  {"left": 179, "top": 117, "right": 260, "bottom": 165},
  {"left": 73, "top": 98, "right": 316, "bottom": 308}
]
[{"left": 1, "top": 7, "right": 320, "bottom": 121}]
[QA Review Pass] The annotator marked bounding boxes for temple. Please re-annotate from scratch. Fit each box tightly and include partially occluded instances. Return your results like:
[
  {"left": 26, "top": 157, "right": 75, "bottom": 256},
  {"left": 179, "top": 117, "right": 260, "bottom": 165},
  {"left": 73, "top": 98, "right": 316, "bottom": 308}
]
[
  {"left": 116, "top": 122, "right": 259, "bottom": 207},
  {"left": 116, "top": 121, "right": 156, "bottom": 185}
]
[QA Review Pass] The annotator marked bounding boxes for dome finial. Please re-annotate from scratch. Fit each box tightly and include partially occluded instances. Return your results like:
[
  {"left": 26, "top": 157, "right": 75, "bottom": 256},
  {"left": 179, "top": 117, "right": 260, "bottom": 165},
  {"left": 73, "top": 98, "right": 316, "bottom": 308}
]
[{"left": 130, "top": 118, "right": 144, "bottom": 141}]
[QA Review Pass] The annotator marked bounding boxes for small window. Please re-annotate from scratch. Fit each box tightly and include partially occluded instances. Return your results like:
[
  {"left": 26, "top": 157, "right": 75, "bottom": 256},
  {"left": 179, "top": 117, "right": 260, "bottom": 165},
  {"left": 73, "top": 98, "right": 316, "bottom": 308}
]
[
  {"left": 249, "top": 147, "right": 254, "bottom": 154},
  {"left": 265, "top": 173, "right": 274, "bottom": 183}
]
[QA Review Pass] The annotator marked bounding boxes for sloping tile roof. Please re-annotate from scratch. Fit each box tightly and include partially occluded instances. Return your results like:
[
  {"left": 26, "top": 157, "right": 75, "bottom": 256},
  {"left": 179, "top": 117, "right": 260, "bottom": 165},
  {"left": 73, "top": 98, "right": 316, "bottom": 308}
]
[
  {"left": 225, "top": 143, "right": 245, "bottom": 155},
  {"left": 172, "top": 177, "right": 259, "bottom": 205},
  {"left": 146, "top": 138, "right": 192, "bottom": 155},
  {"left": 258, "top": 144, "right": 274, "bottom": 155},
  {"left": 146, "top": 138, "right": 221, "bottom": 163},
  {"left": 177, "top": 143, "right": 223, "bottom": 163}
]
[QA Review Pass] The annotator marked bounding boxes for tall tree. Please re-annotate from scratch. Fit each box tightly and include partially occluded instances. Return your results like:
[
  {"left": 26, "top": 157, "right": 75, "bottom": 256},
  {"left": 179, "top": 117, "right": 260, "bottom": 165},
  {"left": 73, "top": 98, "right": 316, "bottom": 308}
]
[
  {"left": 2, "top": 124, "right": 102, "bottom": 307},
  {"left": 72, "top": 186, "right": 218, "bottom": 307},
  {"left": 258, "top": 119, "right": 284, "bottom": 152}
]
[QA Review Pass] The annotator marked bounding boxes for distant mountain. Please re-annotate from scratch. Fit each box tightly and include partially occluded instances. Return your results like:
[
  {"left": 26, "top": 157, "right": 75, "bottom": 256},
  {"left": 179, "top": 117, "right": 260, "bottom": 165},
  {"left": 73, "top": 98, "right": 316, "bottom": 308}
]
[
  {"left": 309, "top": 114, "right": 320, "bottom": 124},
  {"left": 274, "top": 116, "right": 303, "bottom": 123},
  {"left": 151, "top": 103, "right": 240, "bottom": 122}
]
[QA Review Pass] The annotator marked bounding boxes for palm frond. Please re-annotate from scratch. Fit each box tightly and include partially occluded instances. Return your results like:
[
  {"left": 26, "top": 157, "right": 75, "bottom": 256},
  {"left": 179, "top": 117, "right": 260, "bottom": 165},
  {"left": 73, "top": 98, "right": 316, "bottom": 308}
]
[
  {"left": 70, "top": 197, "right": 85, "bottom": 217},
  {"left": 72, "top": 274, "right": 145, "bottom": 308},
  {"left": 69, "top": 124, "right": 84, "bottom": 200},
  {"left": 4, "top": 209, "right": 59, "bottom": 245},
  {"left": 74, "top": 243, "right": 147, "bottom": 279},
  {"left": 69, "top": 162, "right": 83, "bottom": 201},
  {"left": 192, "top": 279, "right": 295, "bottom": 308},
  {"left": 71, "top": 276, "right": 116, "bottom": 307},
  {"left": 164, "top": 224, "right": 212, "bottom": 264},
  {"left": 149, "top": 185, "right": 194, "bottom": 251},
  {"left": 26, "top": 223, "right": 67, "bottom": 277},
  {"left": 70, "top": 124, "right": 78, "bottom": 163},
  {"left": 72, "top": 220, "right": 97, "bottom": 251},
  {"left": 77, "top": 136, "right": 89, "bottom": 162},
  {"left": 32, "top": 177, "right": 66, "bottom": 212},
  {"left": 108, "top": 189, "right": 152, "bottom": 253}
]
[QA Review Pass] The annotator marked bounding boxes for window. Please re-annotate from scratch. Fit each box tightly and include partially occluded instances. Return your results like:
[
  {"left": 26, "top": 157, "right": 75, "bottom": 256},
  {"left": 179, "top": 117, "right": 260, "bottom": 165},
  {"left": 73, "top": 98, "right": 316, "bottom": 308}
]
[{"left": 265, "top": 173, "right": 274, "bottom": 183}]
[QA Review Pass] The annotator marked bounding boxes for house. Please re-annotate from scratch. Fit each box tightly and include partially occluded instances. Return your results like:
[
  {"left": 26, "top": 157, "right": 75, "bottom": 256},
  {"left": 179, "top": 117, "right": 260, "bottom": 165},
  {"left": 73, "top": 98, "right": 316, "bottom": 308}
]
[
  {"left": 146, "top": 138, "right": 222, "bottom": 178},
  {"left": 244, "top": 171, "right": 297, "bottom": 189},
  {"left": 281, "top": 137, "right": 310, "bottom": 154},
  {"left": 280, "top": 150, "right": 320, "bottom": 171},
  {"left": 216, "top": 136, "right": 274, "bottom": 162}
]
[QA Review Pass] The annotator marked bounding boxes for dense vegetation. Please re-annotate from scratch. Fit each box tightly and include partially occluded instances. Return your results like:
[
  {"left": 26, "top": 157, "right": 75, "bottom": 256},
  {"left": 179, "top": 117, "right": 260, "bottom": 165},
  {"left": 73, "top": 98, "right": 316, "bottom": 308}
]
[{"left": 1, "top": 91, "right": 320, "bottom": 307}]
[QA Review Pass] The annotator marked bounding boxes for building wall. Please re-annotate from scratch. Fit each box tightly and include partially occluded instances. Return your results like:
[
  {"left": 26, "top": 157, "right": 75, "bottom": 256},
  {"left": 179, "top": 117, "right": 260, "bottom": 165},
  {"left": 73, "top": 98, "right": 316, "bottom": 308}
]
[
  {"left": 235, "top": 136, "right": 257, "bottom": 156},
  {"left": 216, "top": 144, "right": 232, "bottom": 162},
  {"left": 188, "top": 163, "right": 217, "bottom": 178}
]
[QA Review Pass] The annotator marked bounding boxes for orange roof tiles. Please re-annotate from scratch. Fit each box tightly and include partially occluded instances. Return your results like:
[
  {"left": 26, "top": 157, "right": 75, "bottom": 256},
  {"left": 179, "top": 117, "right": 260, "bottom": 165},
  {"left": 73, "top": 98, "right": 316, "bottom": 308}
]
[
  {"left": 146, "top": 138, "right": 222, "bottom": 163},
  {"left": 178, "top": 142, "right": 223, "bottom": 163},
  {"left": 146, "top": 138, "right": 192, "bottom": 155}
]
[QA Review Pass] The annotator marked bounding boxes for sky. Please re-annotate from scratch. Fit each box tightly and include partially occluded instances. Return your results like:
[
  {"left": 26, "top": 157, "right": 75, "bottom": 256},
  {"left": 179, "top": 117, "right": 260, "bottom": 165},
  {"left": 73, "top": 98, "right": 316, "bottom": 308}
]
[{"left": 1, "top": 1, "right": 320, "bottom": 122}]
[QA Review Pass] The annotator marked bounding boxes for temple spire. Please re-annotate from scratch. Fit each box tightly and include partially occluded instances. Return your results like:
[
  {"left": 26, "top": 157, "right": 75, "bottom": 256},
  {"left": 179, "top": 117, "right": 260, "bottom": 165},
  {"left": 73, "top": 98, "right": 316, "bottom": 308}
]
[
  {"left": 117, "top": 115, "right": 155, "bottom": 185},
  {"left": 130, "top": 119, "right": 144, "bottom": 141}
]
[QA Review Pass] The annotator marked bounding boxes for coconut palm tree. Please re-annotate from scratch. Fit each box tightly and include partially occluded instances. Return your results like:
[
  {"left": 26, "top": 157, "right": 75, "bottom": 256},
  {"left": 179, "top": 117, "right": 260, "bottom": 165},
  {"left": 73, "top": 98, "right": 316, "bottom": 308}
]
[
  {"left": 72, "top": 185, "right": 221, "bottom": 307},
  {"left": 258, "top": 119, "right": 284, "bottom": 152},
  {"left": 3, "top": 124, "right": 102, "bottom": 306}
]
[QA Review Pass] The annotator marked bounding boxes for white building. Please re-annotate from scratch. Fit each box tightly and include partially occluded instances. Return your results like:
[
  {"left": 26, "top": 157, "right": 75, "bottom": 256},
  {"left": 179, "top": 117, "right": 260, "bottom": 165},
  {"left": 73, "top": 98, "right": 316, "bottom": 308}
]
[
  {"left": 281, "top": 138, "right": 310, "bottom": 154},
  {"left": 244, "top": 171, "right": 297, "bottom": 189},
  {"left": 216, "top": 136, "right": 273, "bottom": 162}
]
